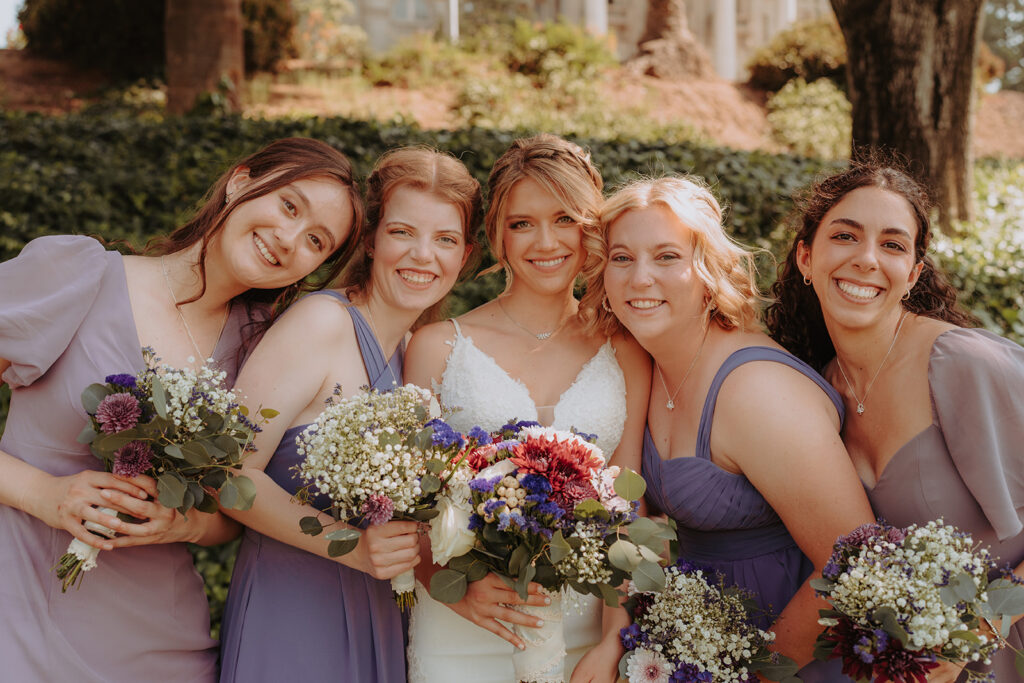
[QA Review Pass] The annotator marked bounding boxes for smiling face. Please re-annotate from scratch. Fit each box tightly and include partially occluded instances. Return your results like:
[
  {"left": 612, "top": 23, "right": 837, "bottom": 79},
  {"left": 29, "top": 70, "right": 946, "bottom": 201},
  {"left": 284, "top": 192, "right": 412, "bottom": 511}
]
[
  {"left": 797, "top": 186, "right": 924, "bottom": 332},
  {"left": 603, "top": 205, "right": 707, "bottom": 342},
  {"left": 500, "top": 177, "right": 585, "bottom": 296},
  {"left": 212, "top": 173, "right": 355, "bottom": 290},
  {"left": 368, "top": 185, "right": 469, "bottom": 315}
]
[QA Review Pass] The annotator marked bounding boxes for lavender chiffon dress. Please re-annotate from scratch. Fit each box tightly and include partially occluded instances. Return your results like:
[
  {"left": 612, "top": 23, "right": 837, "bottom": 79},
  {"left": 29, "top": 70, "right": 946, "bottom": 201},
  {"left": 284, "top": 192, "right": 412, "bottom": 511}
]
[
  {"left": 219, "top": 289, "right": 407, "bottom": 682},
  {"left": 864, "top": 328, "right": 1024, "bottom": 682},
  {"left": 0, "top": 235, "right": 258, "bottom": 682},
  {"left": 642, "top": 346, "right": 851, "bottom": 681}
]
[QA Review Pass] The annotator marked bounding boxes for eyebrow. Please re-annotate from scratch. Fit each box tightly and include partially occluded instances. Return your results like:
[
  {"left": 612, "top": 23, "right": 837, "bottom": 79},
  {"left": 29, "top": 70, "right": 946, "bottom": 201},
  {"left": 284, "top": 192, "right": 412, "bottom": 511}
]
[
  {"left": 290, "top": 184, "right": 337, "bottom": 251},
  {"left": 828, "top": 217, "right": 913, "bottom": 240},
  {"left": 608, "top": 241, "right": 684, "bottom": 251}
]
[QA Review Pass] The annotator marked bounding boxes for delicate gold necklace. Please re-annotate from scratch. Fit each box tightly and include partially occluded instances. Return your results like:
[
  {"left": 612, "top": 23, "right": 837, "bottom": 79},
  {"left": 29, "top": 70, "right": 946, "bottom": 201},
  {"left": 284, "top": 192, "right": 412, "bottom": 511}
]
[
  {"left": 497, "top": 296, "right": 571, "bottom": 341},
  {"left": 655, "top": 327, "right": 709, "bottom": 411},
  {"left": 834, "top": 311, "right": 909, "bottom": 416},
  {"left": 160, "top": 255, "right": 226, "bottom": 363}
]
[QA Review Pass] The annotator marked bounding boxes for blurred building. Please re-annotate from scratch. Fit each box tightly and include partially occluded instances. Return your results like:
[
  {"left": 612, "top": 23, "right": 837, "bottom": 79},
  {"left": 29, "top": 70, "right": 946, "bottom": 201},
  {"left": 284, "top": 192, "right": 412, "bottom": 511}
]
[{"left": 349, "top": 0, "right": 833, "bottom": 81}]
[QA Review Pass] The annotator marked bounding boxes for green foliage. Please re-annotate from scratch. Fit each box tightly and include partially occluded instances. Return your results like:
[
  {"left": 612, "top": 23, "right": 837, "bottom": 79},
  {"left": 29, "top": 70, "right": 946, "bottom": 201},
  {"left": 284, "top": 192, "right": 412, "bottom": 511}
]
[
  {"left": 504, "top": 18, "right": 616, "bottom": 89},
  {"left": 243, "top": 0, "right": 298, "bottom": 73},
  {"left": 188, "top": 540, "right": 239, "bottom": 640},
  {"left": 291, "top": 0, "right": 367, "bottom": 65},
  {"left": 362, "top": 33, "right": 477, "bottom": 87},
  {"left": 767, "top": 78, "right": 852, "bottom": 160},
  {"left": 19, "top": 0, "right": 165, "bottom": 81},
  {"left": 983, "top": 0, "right": 1024, "bottom": 91},
  {"left": 746, "top": 17, "right": 847, "bottom": 92}
]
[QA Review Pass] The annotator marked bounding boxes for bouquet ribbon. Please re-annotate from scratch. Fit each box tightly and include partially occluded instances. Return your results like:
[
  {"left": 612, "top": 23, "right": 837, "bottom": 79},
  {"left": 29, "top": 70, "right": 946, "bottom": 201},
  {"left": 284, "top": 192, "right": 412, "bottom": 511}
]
[{"left": 511, "top": 588, "right": 565, "bottom": 683}]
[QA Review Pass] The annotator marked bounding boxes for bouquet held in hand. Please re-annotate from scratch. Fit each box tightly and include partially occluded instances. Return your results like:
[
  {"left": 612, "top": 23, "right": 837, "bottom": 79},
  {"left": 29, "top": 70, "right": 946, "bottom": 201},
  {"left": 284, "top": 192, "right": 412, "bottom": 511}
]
[
  {"left": 294, "top": 383, "right": 478, "bottom": 609},
  {"left": 57, "top": 349, "right": 269, "bottom": 591},
  {"left": 429, "top": 422, "right": 673, "bottom": 683},
  {"left": 619, "top": 558, "right": 800, "bottom": 683},
  {"left": 812, "top": 519, "right": 1024, "bottom": 682}
]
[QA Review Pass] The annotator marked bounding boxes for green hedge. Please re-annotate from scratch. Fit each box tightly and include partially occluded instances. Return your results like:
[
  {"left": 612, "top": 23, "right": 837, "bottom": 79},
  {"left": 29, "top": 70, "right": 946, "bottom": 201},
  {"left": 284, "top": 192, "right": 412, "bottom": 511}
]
[{"left": 1, "top": 111, "right": 1020, "bottom": 639}]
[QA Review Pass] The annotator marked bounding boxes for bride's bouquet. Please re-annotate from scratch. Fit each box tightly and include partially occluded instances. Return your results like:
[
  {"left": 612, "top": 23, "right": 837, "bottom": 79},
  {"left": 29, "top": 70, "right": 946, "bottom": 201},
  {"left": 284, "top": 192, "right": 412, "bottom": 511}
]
[
  {"left": 294, "top": 383, "right": 479, "bottom": 609},
  {"left": 57, "top": 349, "right": 268, "bottom": 591},
  {"left": 812, "top": 520, "right": 1024, "bottom": 682},
  {"left": 429, "top": 422, "right": 672, "bottom": 683},
  {"left": 618, "top": 558, "right": 799, "bottom": 683}
]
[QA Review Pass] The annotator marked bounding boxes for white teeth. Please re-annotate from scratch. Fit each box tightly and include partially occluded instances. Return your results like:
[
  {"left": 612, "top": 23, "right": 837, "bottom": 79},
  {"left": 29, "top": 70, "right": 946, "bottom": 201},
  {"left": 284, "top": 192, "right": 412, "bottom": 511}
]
[
  {"left": 532, "top": 257, "right": 566, "bottom": 268},
  {"left": 837, "top": 280, "right": 880, "bottom": 300},
  {"left": 399, "top": 270, "right": 436, "bottom": 284},
  {"left": 253, "top": 235, "right": 278, "bottom": 265},
  {"left": 630, "top": 299, "right": 662, "bottom": 309}
]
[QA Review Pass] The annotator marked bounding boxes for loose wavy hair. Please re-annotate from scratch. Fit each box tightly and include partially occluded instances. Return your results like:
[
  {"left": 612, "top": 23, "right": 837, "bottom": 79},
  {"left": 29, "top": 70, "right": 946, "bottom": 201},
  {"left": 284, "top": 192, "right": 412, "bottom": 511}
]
[
  {"left": 481, "top": 134, "right": 604, "bottom": 296},
  {"left": 582, "top": 176, "right": 763, "bottom": 337},
  {"left": 765, "top": 159, "right": 976, "bottom": 372},
  {"left": 337, "top": 146, "right": 483, "bottom": 328}
]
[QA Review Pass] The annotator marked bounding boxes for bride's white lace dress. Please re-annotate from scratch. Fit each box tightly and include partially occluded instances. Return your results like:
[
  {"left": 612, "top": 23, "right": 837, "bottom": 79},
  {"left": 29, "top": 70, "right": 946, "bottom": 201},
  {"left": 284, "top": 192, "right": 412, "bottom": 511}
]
[{"left": 407, "top": 320, "right": 627, "bottom": 682}]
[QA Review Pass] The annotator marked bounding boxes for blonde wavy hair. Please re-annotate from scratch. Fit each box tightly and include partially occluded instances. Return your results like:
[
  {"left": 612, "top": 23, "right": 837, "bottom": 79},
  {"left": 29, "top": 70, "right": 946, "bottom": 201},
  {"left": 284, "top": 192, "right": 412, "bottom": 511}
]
[
  {"left": 481, "top": 134, "right": 604, "bottom": 294},
  {"left": 582, "top": 176, "right": 764, "bottom": 336}
]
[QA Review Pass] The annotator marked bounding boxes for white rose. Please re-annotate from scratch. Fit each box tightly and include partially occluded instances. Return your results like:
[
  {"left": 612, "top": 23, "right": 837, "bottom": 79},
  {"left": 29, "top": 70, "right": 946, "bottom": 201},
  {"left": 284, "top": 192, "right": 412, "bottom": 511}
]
[
  {"left": 477, "top": 458, "right": 518, "bottom": 481},
  {"left": 429, "top": 495, "right": 476, "bottom": 566}
]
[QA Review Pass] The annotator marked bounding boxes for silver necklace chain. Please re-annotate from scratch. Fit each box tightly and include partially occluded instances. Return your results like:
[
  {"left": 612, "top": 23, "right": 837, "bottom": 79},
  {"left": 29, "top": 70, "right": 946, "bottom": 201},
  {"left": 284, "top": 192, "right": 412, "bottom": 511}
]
[
  {"left": 655, "top": 327, "right": 709, "bottom": 411},
  {"left": 160, "top": 255, "right": 224, "bottom": 363},
  {"left": 497, "top": 296, "right": 571, "bottom": 342},
  {"left": 835, "top": 311, "right": 909, "bottom": 416},
  {"left": 357, "top": 300, "right": 399, "bottom": 388}
]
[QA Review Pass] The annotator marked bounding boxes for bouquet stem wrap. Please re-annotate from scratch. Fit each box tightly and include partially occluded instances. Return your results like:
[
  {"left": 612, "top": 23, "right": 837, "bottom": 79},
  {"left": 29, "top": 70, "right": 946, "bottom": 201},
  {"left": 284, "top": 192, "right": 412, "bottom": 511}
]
[
  {"left": 392, "top": 569, "right": 416, "bottom": 609},
  {"left": 511, "top": 588, "right": 565, "bottom": 683},
  {"left": 54, "top": 506, "right": 118, "bottom": 591}
]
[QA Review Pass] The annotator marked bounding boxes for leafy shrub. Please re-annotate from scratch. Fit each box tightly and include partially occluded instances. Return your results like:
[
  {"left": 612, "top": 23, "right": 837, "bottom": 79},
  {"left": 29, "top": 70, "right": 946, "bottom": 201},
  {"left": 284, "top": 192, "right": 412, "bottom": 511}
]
[
  {"left": 243, "top": 0, "right": 297, "bottom": 73},
  {"left": 362, "top": 33, "right": 476, "bottom": 87},
  {"left": 504, "top": 18, "right": 616, "bottom": 88},
  {"left": 766, "top": 78, "right": 851, "bottom": 159},
  {"left": 291, "top": 0, "right": 367, "bottom": 65},
  {"left": 746, "top": 17, "right": 846, "bottom": 92},
  {"left": 188, "top": 540, "right": 240, "bottom": 640}
]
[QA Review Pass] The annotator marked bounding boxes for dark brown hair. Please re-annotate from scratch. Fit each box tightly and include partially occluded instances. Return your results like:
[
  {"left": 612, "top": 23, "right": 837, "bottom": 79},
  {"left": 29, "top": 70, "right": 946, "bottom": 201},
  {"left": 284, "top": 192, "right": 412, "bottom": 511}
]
[
  {"left": 766, "top": 158, "right": 975, "bottom": 371},
  {"left": 337, "top": 146, "right": 483, "bottom": 328}
]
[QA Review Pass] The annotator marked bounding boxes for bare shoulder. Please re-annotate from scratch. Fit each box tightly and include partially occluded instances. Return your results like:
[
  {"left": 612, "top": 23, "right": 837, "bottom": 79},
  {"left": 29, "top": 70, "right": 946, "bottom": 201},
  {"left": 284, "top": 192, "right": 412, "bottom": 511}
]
[
  {"left": 609, "top": 331, "right": 651, "bottom": 372},
  {"left": 405, "top": 318, "right": 459, "bottom": 386},
  {"left": 262, "top": 291, "right": 357, "bottom": 351}
]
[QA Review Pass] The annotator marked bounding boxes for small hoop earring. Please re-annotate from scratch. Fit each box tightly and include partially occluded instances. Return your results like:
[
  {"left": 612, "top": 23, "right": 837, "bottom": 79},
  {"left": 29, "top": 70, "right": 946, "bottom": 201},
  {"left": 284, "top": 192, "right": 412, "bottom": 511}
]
[
  {"left": 224, "top": 193, "right": 231, "bottom": 204},
  {"left": 803, "top": 275, "right": 812, "bottom": 286},
  {"left": 903, "top": 288, "right": 912, "bottom": 301},
  {"left": 601, "top": 297, "right": 612, "bottom": 313}
]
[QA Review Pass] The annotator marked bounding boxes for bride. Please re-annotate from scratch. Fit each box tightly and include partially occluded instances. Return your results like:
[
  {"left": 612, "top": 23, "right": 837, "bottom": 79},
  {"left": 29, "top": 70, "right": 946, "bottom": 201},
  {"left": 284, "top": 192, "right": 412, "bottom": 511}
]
[{"left": 404, "top": 134, "right": 650, "bottom": 682}]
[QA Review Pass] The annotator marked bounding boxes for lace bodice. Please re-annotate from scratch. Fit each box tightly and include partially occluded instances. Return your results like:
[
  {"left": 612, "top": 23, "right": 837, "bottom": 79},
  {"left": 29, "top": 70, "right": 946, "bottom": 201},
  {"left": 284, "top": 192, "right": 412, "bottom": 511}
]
[{"left": 438, "top": 320, "right": 627, "bottom": 458}]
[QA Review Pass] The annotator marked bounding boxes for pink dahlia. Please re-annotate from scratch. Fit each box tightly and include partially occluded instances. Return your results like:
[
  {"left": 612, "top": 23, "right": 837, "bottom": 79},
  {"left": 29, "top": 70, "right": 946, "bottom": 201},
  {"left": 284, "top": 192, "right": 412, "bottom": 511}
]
[
  {"left": 112, "top": 441, "right": 154, "bottom": 478},
  {"left": 361, "top": 494, "right": 395, "bottom": 526},
  {"left": 95, "top": 393, "right": 142, "bottom": 434}
]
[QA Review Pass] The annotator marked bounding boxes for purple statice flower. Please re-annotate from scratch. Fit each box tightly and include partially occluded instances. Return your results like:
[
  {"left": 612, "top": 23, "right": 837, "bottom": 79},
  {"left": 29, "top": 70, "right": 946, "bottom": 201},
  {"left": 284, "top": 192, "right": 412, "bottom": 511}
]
[
  {"left": 466, "top": 426, "right": 492, "bottom": 445},
  {"left": 470, "top": 476, "right": 501, "bottom": 493},
  {"left": 468, "top": 513, "right": 484, "bottom": 531},
  {"left": 822, "top": 559, "right": 842, "bottom": 581},
  {"left": 493, "top": 439, "right": 520, "bottom": 453},
  {"left": 95, "top": 392, "right": 142, "bottom": 433},
  {"left": 853, "top": 634, "right": 876, "bottom": 664},
  {"left": 112, "top": 441, "right": 154, "bottom": 477},
  {"left": 104, "top": 373, "right": 138, "bottom": 389},
  {"left": 483, "top": 499, "right": 506, "bottom": 516},
  {"left": 520, "top": 473, "right": 552, "bottom": 495},
  {"left": 669, "top": 663, "right": 713, "bottom": 683},
  {"left": 360, "top": 494, "right": 395, "bottom": 526},
  {"left": 573, "top": 429, "right": 598, "bottom": 443},
  {"left": 532, "top": 501, "right": 564, "bottom": 520},
  {"left": 497, "top": 511, "right": 512, "bottom": 531},
  {"left": 620, "top": 623, "right": 647, "bottom": 649},
  {"left": 426, "top": 419, "right": 465, "bottom": 449}
]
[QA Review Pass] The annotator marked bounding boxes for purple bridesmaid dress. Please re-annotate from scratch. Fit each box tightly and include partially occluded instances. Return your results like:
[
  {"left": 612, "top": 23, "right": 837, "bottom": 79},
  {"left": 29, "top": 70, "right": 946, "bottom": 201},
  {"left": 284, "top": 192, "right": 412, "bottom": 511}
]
[
  {"left": 0, "top": 235, "right": 258, "bottom": 682},
  {"left": 642, "top": 346, "right": 851, "bottom": 681},
  {"left": 865, "top": 328, "right": 1024, "bottom": 682},
  {"left": 218, "top": 290, "right": 408, "bottom": 682}
]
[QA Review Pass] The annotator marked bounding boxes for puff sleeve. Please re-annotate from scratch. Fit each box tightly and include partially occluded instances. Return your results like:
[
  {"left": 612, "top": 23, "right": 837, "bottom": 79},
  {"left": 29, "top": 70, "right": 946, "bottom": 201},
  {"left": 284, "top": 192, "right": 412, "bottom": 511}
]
[
  {"left": 0, "top": 235, "right": 109, "bottom": 388},
  {"left": 931, "top": 328, "right": 1024, "bottom": 541}
]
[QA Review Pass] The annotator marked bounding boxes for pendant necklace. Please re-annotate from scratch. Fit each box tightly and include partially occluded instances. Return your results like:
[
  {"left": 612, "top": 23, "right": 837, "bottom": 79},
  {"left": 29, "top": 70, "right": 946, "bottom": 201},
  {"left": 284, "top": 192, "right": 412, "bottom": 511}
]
[
  {"left": 834, "top": 311, "right": 909, "bottom": 416},
  {"left": 655, "top": 327, "right": 709, "bottom": 411},
  {"left": 358, "top": 300, "right": 399, "bottom": 388},
  {"left": 498, "top": 296, "right": 571, "bottom": 342},
  {"left": 161, "top": 255, "right": 226, "bottom": 363}
]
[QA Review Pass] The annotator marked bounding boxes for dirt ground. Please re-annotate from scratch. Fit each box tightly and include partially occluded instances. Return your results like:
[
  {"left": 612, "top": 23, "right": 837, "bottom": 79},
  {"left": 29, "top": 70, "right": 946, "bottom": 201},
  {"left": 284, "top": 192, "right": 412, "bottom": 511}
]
[{"left": 2, "top": 48, "right": 1021, "bottom": 159}]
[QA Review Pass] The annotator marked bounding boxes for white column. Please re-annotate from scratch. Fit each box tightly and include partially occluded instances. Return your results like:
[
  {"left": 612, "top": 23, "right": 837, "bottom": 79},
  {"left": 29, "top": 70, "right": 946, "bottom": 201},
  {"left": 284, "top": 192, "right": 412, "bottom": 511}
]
[
  {"left": 583, "top": 0, "right": 608, "bottom": 35},
  {"left": 447, "top": 0, "right": 459, "bottom": 41},
  {"left": 782, "top": 0, "right": 798, "bottom": 26},
  {"left": 713, "top": 0, "right": 738, "bottom": 81}
]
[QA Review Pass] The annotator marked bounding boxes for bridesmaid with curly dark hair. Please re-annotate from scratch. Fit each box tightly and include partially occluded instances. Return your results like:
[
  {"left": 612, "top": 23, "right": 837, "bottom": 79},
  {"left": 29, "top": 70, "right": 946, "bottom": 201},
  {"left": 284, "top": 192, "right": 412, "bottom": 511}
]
[{"left": 767, "top": 161, "right": 1024, "bottom": 683}]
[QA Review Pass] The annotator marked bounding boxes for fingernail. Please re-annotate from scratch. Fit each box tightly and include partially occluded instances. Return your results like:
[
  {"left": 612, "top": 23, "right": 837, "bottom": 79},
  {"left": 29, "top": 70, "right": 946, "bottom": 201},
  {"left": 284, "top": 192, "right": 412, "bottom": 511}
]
[
  {"left": 103, "top": 543, "right": 114, "bottom": 550},
  {"left": 536, "top": 619, "right": 544, "bottom": 627},
  {"left": 543, "top": 596, "right": 551, "bottom": 605},
  {"left": 517, "top": 642, "right": 525, "bottom": 650},
  {"left": 100, "top": 490, "right": 111, "bottom": 499}
]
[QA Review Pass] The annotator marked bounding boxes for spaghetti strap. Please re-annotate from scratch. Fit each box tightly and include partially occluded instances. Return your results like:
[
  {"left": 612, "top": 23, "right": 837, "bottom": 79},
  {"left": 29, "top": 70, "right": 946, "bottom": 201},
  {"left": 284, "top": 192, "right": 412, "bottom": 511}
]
[
  {"left": 450, "top": 318, "right": 463, "bottom": 336},
  {"left": 694, "top": 346, "right": 844, "bottom": 460}
]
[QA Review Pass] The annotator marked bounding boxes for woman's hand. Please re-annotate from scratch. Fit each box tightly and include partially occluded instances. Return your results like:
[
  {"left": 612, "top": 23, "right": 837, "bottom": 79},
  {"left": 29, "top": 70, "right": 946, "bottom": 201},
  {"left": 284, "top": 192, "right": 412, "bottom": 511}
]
[
  {"left": 570, "top": 629, "right": 624, "bottom": 683},
  {"left": 346, "top": 520, "right": 421, "bottom": 580},
  {"left": 444, "top": 572, "right": 551, "bottom": 649},
  {"left": 35, "top": 469, "right": 150, "bottom": 550},
  {"left": 926, "top": 660, "right": 967, "bottom": 682},
  {"left": 96, "top": 474, "right": 210, "bottom": 546}
]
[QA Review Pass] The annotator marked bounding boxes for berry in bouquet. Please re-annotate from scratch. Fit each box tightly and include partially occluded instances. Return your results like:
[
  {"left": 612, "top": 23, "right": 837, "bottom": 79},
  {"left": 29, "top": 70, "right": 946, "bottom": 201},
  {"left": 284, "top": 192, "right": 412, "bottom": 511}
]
[
  {"left": 293, "top": 383, "right": 482, "bottom": 609},
  {"left": 428, "top": 422, "right": 673, "bottom": 683},
  {"left": 58, "top": 349, "right": 271, "bottom": 591},
  {"left": 619, "top": 558, "right": 801, "bottom": 683},
  {"left": 812, "top": 519, "right": 1024, "bottom": 682}
]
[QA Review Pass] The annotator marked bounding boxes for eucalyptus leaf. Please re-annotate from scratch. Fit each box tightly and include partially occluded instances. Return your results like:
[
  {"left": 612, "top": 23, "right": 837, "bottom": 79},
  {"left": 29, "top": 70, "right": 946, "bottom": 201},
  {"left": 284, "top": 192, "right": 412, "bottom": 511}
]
[
  {"left": 624, "top": 517, "right": 660, "bottom": 547},
  {"left": 299, "top": 516, "right": 324, "bottom": 536},
  {"left": 608, "top": 539, "right": 641, "bottom": 571},
  {"left": 232, "top": 474, "right": 257, "bottom": 510},
  {"left": 985, "top": 577, "right": 1024, "bottom": 618},
  {"left": 516, "top": 563, "right": 537, "bottom": 600},
  {"left": 328, "top": 537, "right": 358, "bottom": 557},
  {"left": 219, "top": 477, "right": 239, "bottom": 510},
  {"left": 631, "top": 559, "right": 666, "bottom": 592},
  {"left": 509, "top": 544, "right": 530, "bottom": 577},
  {"left": 81, "top": 383, "right": 113, "bottom": 414},
  {"left": 597, "top": 582, "right": 619, "bottom": 608},
  {"left": 202, "top": 468, "right": 227, "bottom": 489},
  {"left": 638, "top": 544, "right": 661, "bottom": 563},
  {"left": 180, "top": 486, "right": 195, "bottom": 513},
  {"left": 204, "top": 413, "right": 224, "bottom": 433},
  {"left": 548, "top": 530, "right": 572, "bottom": 565},
  {"left": 325, "top": 527, "right": 361, "bottom": 542},
  {"left": 77, "top": 423, "right": 98, "bottom": 444},
  {"left": 949, "top": 630, "right": 981, "bottom": 644},
  {"left": 157, "top": 473, "right": 186, "bottom": 509},
  {"left": 151, "top": 377, "right": 168, "bottom": 419},
  {"left": 809, "top": 577, "right": 835, "bottom": 593},
  {"left": 872, "top": 606, "right": 909, "bottom": 647},
  {"left": 612, "top": 467, "right": 646, "bottom": 501},
  {"left": 430, "top": 569, "right": 469, "bottom": 604},
  {"left": 214, "top": 434, "right": 240, "bottom": 458},
  {"left": 425, "top": 458, "right": 445, "bottom": 475},
  {"left": 413, "top": 428, "right": 433, "bottom": 451},
  {"left": 466, "top": 560, "right": 490, "bottom": 582},
  {"left": 259, "top": 407, "right": 279, "bottom": 420},
  {"left": 195, "top": 492, "right": 220, "bottom": 514},
  {"left": 618, "top": 652, "right": 632, "bottom": 681},
  {"left": 164, "top": 443, "right": 184, "bottom": 460},
  {"left": 181, "top": 442, "right": 212, "bottom": 467},
  {"left": 420, "top": 473, "right": 441, "bottom": 494}
]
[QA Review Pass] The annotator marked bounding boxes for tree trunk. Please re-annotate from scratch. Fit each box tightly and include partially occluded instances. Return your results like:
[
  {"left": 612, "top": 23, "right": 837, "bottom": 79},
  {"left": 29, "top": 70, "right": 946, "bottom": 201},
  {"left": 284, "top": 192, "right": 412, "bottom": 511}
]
[
  {"left": 831, "top": 0, "right": 984, "bottom": 232},
  {"left": 629, "top": 0, "right": 715, "bottom": 80},
  {"left": 165, "top": 0, "right": 244, "bottom": 115}
]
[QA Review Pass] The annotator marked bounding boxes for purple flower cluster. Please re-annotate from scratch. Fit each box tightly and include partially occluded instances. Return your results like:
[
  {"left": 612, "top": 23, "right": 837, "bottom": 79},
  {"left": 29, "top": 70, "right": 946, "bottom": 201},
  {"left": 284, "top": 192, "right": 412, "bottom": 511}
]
[
  {"left": 104, "top": 374, "right": 138, "bottom": 389},
  {"left": 95, "top": 393, "right": 142, "bottom": 434},
  {"left": 112, "top": 441, "right": 154, "bottom": 478},
  {"left": 669, "top": 663, "right": 714, "bottom": 683},
  {"left": 427, "top": 418, "right": 465, "bottom": 450},
  {"left": 466, "top": 425, "right": 492, "bottom": 445}
]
